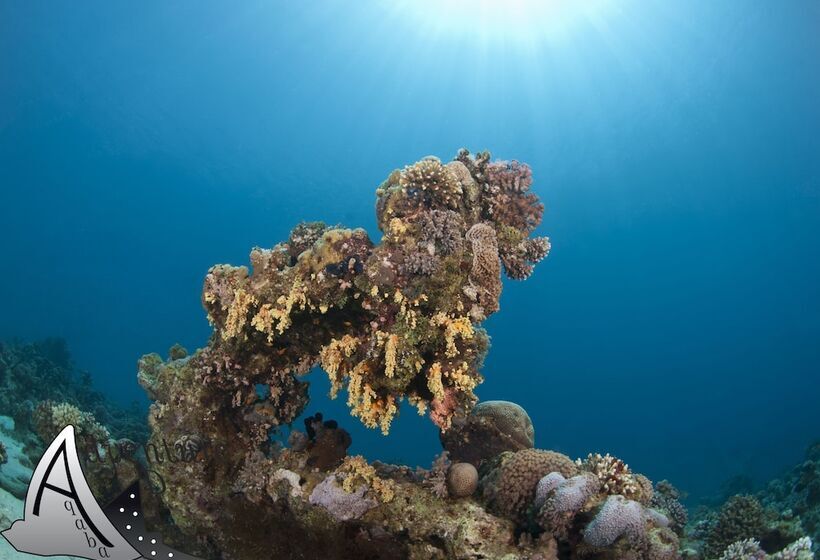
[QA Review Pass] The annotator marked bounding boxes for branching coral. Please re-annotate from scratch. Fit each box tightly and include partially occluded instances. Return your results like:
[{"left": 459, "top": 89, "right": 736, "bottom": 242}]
[
  {"left": 652, "top": 479, "right": 689, "bottom": 535},
  {"left": 577, "top": 452, "right": 646, "bottom": 501},
  {"left": 719, "top": 537, "right": 815, "bottom": 560},
  {"left": 422, "top": 451, "right": 451, "bottom": 498}
]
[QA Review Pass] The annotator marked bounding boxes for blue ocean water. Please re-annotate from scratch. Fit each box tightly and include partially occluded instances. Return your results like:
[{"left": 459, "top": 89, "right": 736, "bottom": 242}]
[{"left": 0, "top": 1, "right": 818, "bottom": 502}]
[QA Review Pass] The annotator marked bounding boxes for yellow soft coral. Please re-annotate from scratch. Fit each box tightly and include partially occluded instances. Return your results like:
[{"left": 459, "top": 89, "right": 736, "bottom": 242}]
[
  {"left": 337, "top": 455, "right": 395, "bottom": 503},
  {"left": 445, "top": 361, "right": 479, "bottom": 393},
  {"left": 250, "top": 281, "right": 308, "bottom": 340},
  {"left": 432, "top": 313, "right": 474, "bottom": 358},
  {"left": 320, "top": 335, "right": 360, "bottom": 397},
  {"left": 345, "top": 365, "right": 397, "bottom": 435},
  {"left": 223, "top": 288, "right": 258, "bottom": 340},
  {"left": 427, "top": 362, "right": 445, "bottom": 401},
  {"left": 383, "top": 333, "right": 399, "bottom": 379}
]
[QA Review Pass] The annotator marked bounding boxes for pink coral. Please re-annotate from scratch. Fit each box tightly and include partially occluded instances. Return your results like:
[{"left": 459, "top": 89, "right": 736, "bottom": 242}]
[{"left": 430, "top": 387, "right": 460, "bottom": 431}]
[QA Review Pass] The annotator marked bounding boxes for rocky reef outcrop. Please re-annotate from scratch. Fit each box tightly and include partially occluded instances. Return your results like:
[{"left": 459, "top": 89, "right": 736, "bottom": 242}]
[
  {"left": 684, "top": 442, "right": 820, "bottom": 559},
  {"left": 128, "top": 150, "right": 709, "bottom": 560},
  {"left": 0, "top": 338, "right": 148, "bottom": 443}
]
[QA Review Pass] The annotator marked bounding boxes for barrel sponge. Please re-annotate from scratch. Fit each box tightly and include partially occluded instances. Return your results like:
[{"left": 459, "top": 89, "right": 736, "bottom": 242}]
[
  {"left": 447, "top": 462, "right": 479, "bottom": 498},
  {"left": 583, "top": 495, "right": 646, "bottom": 547},
  {"left": 480, "top": 449, "right": 578, "bottom": 521}
]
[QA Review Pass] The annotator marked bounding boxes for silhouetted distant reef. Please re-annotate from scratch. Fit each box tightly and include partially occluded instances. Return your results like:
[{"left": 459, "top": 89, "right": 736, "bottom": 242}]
[{"left": 0, "top": 337, "right": 148, "bottom": 443}]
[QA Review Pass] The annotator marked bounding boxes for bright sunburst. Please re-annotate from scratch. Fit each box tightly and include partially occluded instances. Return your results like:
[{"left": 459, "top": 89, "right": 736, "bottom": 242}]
[{"left": 390, "top": 0, "right": 614, "bottom": 47}]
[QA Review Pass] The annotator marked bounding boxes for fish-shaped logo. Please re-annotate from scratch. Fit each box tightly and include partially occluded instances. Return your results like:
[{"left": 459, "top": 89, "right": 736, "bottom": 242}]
[{"left": 2, "top": 425, "right": 200, "bottom": 560}]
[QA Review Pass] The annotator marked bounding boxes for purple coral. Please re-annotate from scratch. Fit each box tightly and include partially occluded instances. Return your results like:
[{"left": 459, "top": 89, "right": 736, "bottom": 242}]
[
  {"left": 309, "top": 475, "right": 377, "bottom": 521},
  {"left": 483, "top": 160, "right": 543, "bottom": 233},
  {"left": 534, "top": 472, "right": 567, "bottom": 510},
  {"left": 583, "top": 495, "right": 646, "bottom": 548},
  {"left": 538, "top": 473, "right": 600, "bottom": 536}
]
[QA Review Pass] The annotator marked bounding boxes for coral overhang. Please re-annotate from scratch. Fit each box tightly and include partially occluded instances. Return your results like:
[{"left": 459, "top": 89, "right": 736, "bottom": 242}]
[{"left": 172, "top": 149, "right": 549, "bottom": 436}]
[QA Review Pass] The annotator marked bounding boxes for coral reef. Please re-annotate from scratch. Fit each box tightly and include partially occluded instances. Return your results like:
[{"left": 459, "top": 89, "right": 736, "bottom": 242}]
[
  {"left": 30, "top": 401, "right": 139, "bottom": 503},
  {"left": 718, "top": 537, "right": 813, "bottom": 560},
  {"left": 129, "top": 150, "right": 694, "bottom": 559},
  {"left": 0, "top": 338, "right": 147, "bottom": 443},
  {"left": 652, "top": 479, "right": 690, "bottom": 536},
  {"left": 758, "top": 442, "right": 820, "bottom": 550},
  {"left": 441, "top": 399, "right": 535, "bottom": 466},
  {"left": 133, "top": 150, "right": 561, "bottom": 558},
  {"left": 694, "top": 494, "right": 809, "bottom": 559},
  {"left": 168, "top": 149, "right": 549, "bottom": 440}
]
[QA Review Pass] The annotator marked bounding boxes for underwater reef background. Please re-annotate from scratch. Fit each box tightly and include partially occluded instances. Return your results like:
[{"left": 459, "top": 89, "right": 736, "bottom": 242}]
[{"left": 0, "top": 0, "right": 819, "bottom": 514}]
